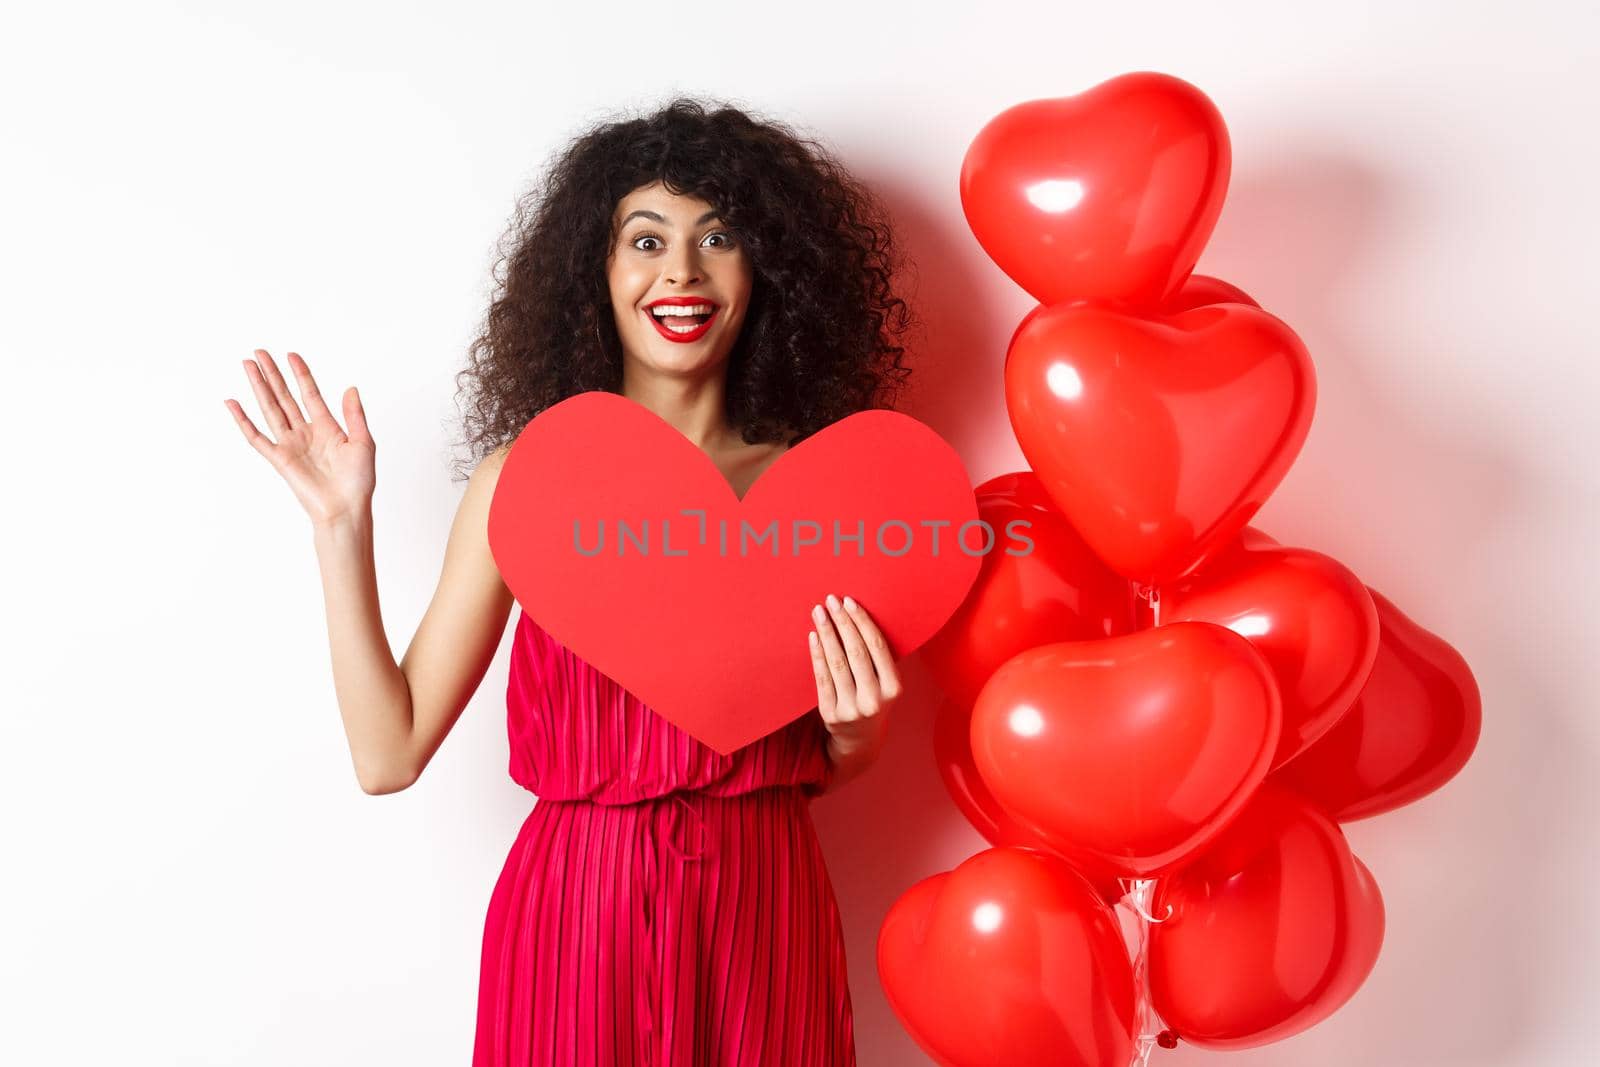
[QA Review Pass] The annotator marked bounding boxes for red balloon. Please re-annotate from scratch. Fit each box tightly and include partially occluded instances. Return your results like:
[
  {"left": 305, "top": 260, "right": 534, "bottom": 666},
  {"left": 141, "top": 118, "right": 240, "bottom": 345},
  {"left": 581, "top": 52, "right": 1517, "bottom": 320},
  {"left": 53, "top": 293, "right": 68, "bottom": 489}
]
[
  {"left": 1164, "top": 273, "right": 1260, "bottom": 312},
  {"left": 1231, "top": 524, "right": 1281, "bottom": 552},
  {"left": 1150, "top": 784, "right": 1385, "bottom": 1049},
  {"left": 1005, "top": 301, "right": 1316, "bottom": 585},
  {"left": 970, "top": 621, "right": 1281, "bottom": 878},
  {"left": 1143, "top": 521, "right": 1280, "bottom": 604},
  {"left": 960, "top": 72, "right": 1230, "bottom": 311},
  {"left": 1018, "top": 275, "right": 1259, "bottom": 342},
  {"left": 933, "top": 693, "right": 1127, "bottom": 903},
  {"left": 1158, "top": 537, "right": 1380, "bottom": 769},
  {"left": 1273, "top": 587, "right": 1482, "bottom": 820},
  {"left": 1132, "top": 525, "right": 1278, "bottom": 628},
  {"left": 878, "top": 846, "right": 1135, "bottom": 1067},
  {"left": 921, "top": 470, "right": 1138, "bottom": 709}
]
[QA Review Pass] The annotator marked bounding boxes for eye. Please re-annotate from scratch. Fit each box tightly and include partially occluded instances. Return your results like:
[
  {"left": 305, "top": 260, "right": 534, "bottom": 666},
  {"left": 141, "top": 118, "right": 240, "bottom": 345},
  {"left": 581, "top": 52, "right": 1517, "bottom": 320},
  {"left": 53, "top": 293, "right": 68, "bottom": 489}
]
[{"left": 629, "top": 230, "right": 737, "bottom": 252}]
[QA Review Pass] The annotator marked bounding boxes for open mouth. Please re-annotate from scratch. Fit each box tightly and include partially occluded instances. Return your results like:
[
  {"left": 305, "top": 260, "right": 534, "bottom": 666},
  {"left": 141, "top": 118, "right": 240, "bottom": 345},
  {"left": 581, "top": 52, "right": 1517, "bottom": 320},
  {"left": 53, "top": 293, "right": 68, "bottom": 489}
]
[{"left": 645, "top": 303, "right": 719, "bottom": 343}]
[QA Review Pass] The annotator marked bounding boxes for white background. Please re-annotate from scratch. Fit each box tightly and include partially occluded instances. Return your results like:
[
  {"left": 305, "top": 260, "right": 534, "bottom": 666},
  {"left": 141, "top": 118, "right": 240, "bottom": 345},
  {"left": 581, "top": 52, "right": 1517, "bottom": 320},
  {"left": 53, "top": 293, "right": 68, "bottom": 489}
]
[{"left": 4, "top": 1, "right": 1595, "bottom": 1064}]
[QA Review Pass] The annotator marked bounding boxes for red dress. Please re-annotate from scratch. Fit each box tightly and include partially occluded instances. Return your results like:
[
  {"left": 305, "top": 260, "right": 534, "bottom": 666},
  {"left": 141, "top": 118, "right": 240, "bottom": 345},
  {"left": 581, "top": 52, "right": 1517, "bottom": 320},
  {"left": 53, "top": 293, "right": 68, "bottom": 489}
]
[{"left": 473, "top": 608, "right": 857, "bottom": 1066}]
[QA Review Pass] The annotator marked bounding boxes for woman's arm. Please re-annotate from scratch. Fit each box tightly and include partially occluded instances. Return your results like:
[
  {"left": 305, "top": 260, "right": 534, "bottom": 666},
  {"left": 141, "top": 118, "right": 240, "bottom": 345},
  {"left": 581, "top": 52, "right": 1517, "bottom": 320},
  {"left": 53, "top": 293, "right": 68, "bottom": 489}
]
[
  {"left": 820, "top": 730, "right": 886, "bottom": 794},
  {"left": 228, "top": 349, "right": 514, "bottom": 796},
  {"left": 311, "top": 445, "right": 514, "bottom": 794}
]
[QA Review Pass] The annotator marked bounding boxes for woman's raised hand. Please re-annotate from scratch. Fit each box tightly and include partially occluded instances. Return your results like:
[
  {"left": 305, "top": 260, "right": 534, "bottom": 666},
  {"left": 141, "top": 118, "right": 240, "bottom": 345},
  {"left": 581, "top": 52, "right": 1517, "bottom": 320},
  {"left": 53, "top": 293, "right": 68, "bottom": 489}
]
[
  {"left": 808, "top": 593, "right": 902, "bottom": 757},
  {"left": 225, "top": 349, "right": 377, "bottom": 528}
]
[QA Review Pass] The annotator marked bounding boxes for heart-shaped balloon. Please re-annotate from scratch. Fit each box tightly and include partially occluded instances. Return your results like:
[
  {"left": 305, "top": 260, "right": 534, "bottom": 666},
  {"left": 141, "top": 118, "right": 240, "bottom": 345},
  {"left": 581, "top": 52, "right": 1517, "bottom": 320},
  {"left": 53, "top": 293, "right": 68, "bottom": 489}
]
[
  {"left": 920, "top": 470, "right": 1138, "bottom": 709},
  {"left": 1158, "top": 535, "right": 1380, "bottom": 769},
  {"left": 1129, "top": 523, "right": 1283, "bottom": 628},
  {"left": 1164, "top": 273, "right": 1259, "bottom": 312},
  {"left": 1273, "top": 586, "right": 1482, "bottom": 820},
  {"left": 488, "top": 391, "right": 982, "bottom": 754},
  {"left": 932, "top": 693, "right": 1126, "bottom": 904},
  {"left": 1150, "top": 783, "right": 1386, "bottom": 1050},
  {"left": 1005, "top": 301, "right": 1316, "bottom": 585},
  {"left": 878, "top": 846, "right": 1135, "bottom": 1067},
  {"left": 960, "top": 71, "right": 1230, "bottom": 311},
  {"left": 1017, "top": 274, "right": 1259, "bottom": 342},
  {"left": 970, "top": 621, "right": 1281, "bottom": 878}
]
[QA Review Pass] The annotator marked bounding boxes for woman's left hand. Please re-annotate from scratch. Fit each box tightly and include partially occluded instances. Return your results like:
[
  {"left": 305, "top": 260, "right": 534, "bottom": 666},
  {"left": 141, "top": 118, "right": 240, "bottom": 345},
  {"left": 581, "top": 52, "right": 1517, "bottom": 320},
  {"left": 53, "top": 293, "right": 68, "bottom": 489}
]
[{"left": 809, "top": 593, "right": 902, "bottom": 758}]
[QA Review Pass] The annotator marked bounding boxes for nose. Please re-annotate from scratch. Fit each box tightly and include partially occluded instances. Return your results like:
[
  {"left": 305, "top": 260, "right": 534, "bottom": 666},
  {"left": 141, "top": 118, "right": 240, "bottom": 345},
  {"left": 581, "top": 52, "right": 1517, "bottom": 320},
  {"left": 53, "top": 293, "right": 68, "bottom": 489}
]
[{"left": 663, "top": 244, "right": 704, "bottom": 286}]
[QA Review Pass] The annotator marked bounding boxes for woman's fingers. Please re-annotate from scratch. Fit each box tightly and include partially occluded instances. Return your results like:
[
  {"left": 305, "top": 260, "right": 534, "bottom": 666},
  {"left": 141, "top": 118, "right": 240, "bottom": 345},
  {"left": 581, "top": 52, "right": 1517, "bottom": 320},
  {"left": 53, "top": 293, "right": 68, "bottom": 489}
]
[
  {"left": 255, "top": 349, "right": 309, "bottom": 427},
  {"left": 811, "top": 600, "right": 858, "bottom": 717},
  {"left": 242, "top": 354, "right": 293, "bottom": 438},
  {"left": 342, "top": 384, "right": 372, "bottom": 445},
  {"left": 224, "top": 397, "right": 279, "bottom": 462},
  {"left": 841, "top": 595, "right": 902, "bottom": 702},
  {"left": 823, "top": 594, "right": 881, "bottom": 711},
  {"left": 808, "top": 629, "right": 836, "bottom": 718},
  {"left": 285, "top": 351, "right": 338, "bottom": 428}
]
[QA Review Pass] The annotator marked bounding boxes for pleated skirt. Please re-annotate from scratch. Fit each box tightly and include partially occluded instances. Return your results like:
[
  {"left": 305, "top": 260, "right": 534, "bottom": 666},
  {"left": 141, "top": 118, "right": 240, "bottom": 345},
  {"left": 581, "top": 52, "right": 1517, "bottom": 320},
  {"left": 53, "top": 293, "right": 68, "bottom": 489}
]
[{"left": 472, "top": 784, "right": 856, "bottom": 1067}]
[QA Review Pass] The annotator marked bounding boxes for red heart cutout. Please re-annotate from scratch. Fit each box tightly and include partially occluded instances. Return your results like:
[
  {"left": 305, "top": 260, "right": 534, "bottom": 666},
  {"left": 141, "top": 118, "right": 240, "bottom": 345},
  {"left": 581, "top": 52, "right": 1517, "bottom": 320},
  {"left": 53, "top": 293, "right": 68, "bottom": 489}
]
[
  {"left": 877, "top": 846, "right": 1136, "bottom": 1067},
  {"left": 487, "top": 391, "right": 982, "bottom": 754},
  {"left": 970, "top": 621, "right": 1281, "bottom": 878},
  {"left": 1005, "top": 301, "right": 1316, "bottom": 585},
  {"left": 960, "top": 71, "right": 1231, "bottom": 311}
]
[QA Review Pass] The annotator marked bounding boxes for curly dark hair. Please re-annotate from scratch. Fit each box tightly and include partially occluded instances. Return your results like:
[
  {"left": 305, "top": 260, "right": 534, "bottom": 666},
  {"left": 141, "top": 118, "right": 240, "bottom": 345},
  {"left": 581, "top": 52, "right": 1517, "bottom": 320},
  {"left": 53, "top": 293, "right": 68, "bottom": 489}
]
[{"left": 446, "top": 95, "right": 917, "bottom": 483}]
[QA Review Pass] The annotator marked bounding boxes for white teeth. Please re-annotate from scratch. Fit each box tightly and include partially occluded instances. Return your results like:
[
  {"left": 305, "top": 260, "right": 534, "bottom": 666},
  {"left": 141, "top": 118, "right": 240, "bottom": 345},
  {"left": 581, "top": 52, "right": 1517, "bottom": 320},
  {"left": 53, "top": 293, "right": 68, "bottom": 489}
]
[{"left": 648, "top": 303, "right": 715, "bottom": 335}]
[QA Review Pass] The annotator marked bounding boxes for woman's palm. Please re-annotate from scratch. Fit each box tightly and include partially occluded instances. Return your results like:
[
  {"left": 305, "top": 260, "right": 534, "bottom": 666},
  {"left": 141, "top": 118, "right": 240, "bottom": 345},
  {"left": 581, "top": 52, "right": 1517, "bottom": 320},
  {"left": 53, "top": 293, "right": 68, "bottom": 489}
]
[{"left": 226, "top": 349, "right": 376, "bottom": 527}]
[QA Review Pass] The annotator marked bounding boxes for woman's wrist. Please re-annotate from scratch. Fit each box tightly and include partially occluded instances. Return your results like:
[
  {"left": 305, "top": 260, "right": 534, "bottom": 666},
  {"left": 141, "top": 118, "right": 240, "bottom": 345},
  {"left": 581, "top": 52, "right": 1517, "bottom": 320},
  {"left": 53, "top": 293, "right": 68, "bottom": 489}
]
[
  {"left": 822, "top": 727, "right": 886, "bottom": 792},
  {"left": 311, "top": 504, "right": 374, "bottom": 545},
  {"left": 824, "top": 728, "right": 880, "bottom": 760}
]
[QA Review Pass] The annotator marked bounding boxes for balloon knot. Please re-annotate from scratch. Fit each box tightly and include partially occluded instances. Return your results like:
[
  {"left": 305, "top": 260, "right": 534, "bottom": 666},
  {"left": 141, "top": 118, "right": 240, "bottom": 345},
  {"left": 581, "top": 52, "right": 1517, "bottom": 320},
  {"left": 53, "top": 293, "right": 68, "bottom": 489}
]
[
  {"left": 1157, "top": 1029, "right": 1179, "bottom": 1049},
  {"left": 1126, "top": 895, "right": 1173, "bottom": 924}
]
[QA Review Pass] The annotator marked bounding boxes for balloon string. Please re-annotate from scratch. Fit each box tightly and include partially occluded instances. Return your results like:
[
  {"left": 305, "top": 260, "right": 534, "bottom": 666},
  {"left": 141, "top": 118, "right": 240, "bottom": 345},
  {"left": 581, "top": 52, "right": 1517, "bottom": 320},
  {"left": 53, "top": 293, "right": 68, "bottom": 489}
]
[
  {"left": 1135, "top": 582, "right": 1163, "bottom": 628},
  {"left": 1123, "top": 586, "right": 1174, "bottom": 1063},
  {"left": 1119, "top": 877, "right": 1173, "bottom": 1066},
  {"left": 1125, "top": 882, "right": 1173, "bottom": 924}
]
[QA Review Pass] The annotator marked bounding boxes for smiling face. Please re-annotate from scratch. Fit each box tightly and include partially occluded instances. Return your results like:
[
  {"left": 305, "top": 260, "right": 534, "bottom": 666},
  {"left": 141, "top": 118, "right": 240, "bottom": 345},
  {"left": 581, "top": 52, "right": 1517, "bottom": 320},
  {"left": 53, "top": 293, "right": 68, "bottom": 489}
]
[{"left": 605, "top": 180, "right": 754, "bottom": 382}]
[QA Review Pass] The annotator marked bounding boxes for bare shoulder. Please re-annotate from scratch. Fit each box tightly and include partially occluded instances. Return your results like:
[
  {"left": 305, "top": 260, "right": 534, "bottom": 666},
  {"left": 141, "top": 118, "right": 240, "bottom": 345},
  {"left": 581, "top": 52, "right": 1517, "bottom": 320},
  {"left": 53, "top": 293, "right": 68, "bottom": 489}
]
[
  {"left": 456, "top": 442, "right": 516, "bottom": 560},
  {"left": 462, "top": 441, "right": 515, "bottom": 509},
  {"left": 480, "top": 440, "right": 515, "bottom": 477},
  {"left": 430, "top": 442, "right": 519, "bottom": 628}
]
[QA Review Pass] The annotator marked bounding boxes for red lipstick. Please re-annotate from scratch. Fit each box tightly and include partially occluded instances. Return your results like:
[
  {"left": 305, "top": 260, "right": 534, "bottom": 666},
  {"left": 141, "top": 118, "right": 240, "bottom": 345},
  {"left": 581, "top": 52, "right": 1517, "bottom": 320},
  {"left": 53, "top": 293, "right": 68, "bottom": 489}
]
[{"left": 644, "top": 296, "right": 720, "bottom": 344}]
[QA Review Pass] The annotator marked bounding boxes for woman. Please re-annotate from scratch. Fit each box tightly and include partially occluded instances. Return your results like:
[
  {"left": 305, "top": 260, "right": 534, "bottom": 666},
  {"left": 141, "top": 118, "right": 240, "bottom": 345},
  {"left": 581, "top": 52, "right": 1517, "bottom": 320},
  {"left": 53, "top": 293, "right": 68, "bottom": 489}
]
[{"left": 225, "top": 96, "right": 916, "bottom": 1065}]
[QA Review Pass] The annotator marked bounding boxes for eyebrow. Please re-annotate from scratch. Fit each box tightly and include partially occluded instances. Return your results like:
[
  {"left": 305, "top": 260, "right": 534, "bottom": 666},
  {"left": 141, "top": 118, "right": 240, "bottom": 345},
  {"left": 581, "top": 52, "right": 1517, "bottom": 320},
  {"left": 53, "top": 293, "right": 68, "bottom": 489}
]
[{"left": 618, "top": 208, "right": 723, "bottom": 227}]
